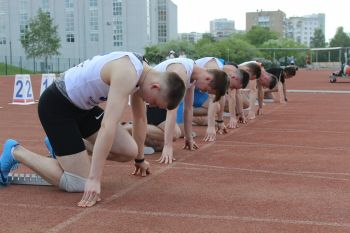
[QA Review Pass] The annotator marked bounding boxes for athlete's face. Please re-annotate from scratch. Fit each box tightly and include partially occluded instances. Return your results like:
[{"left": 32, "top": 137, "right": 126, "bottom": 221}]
[
  {"left": 141, "top": 83, "right": 167, "bottom": 109},
  {"left": 196, "top": 73, "right": 215, "bottom": 94},
  {"left": 230, "top": 77, "right": 242, "bottom": 90}
]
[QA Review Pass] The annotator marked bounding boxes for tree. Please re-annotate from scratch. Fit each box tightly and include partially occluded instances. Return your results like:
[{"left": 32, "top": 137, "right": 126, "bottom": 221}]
[
  {"left": 245, "top": 26, "right": 279, "bottom": 46},
  {"left": 329, "top": 27, "right": 350, "bottom": 47},
  {"left": 201, "top": 33, "right": 215, "bottom": 42},
  {"left": 21, "top": 9, "right": 60, "bottom": 72},
  {"left": 261, "top": 38, "right": 307, "bottom": 66},
  {"left": 144, "top": 45, "right": 163, "bottom": 65},
  {"left": 310, "top": 28, "right": 325, "bottom": 48}
]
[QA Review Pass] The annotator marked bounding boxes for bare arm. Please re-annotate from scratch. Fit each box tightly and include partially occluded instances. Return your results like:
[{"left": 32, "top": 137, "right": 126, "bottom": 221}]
[
  {"left": 257, "top": 82, "right": 264, "bottom": 115},
  {"left": 164, "top": 108, "right": 178, "bottom": 147},
  {"left": 89, "top": 76, "right": 134, "bottom": 181},
  {"left": 282, "top": 82, "right": 287, "bottom": 101},
  {"left": 236, "top": 90, "right": 247, "bottom": 124},
  {"left": 157, "top": 64, "right": 189, "bottom": 164},
  {"left": 130, "top": 92, "right": 147, "bottom": 160},
  {"left": 215, "top": 94, "right": 227, "bottom": 134},
  {"left": 79, "top": 64, "right": 137, "bottom": 207},
  {"left": 204, "top": 94, "right": 218, "bottom": 141},
  {"left": 227, "top": 89, "right": 238, "bottom": 128},
  {"left": 248, "top": 80, "right": 257, "bottom": 119},
  {"left": 183, "top": 85, "right": 194, "bottom": 140}
]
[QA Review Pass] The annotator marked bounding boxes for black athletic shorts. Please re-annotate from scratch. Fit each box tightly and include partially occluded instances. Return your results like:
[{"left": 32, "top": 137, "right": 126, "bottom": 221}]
[
  {"left": 38, "top": 83, "right": 103, "bottom": 156},
  {"left": 146, "top": 106, "right": 167, "bottom": 126}
]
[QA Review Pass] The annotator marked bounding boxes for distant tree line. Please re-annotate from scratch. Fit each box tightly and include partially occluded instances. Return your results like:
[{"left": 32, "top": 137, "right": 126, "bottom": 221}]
[{"left": 145, "top": 26, "right": 350, "bottom": 67}]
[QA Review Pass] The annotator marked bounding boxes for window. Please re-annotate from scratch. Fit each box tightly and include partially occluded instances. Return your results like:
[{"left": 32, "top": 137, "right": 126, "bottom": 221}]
[
  {"left": 89, "top": 9, "right": 98, "bottom": 30},
  {"left": 0, "top": 0, "right": 7, "bottom": 14},
  {"left": 65, "top": 11, "right": 74, "bottom": 31},
  {"left": 90, "top": 33, "right": 99, "bottom": 42},
  {"left": 0, "top": 37, "right": 6, "bottom": 45},
  {"left": 112, "top": 19, "right": 123, "bottom": 47},
  {"left": 19, "top": 13, "right": 28, "bottom": 35},
  {"left": 66, "top": 33, "right": 75, "bottom": 42},
  {"left": 19, "top": 0, "right": 28, "bottom": 13},
  {"left": 112, "top": 0, "right": 122, "bottom": 16},
  {"left": 64, "top": 0, "right": 73, "bottom": 9},
  {"left": 0, "top": 14, "right": 6, "bottom": 33},
  {"left": 89, "top": 0, "right": 97, "bottom": 7},
  {"left": 158, "top": 23, "right": 167, "bottom": 43},
  {"left": 258, "top": 16, "right": 269, "bottom": 23},
  {"left": 42, "top": 0, "right": 49, "bottom": 10}
]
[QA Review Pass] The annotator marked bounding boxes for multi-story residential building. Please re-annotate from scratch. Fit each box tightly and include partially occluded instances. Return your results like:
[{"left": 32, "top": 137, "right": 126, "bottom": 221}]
[
  {"left": 0, "top": 0, "right": 177, "bottom": 69},
  {"left": 210, "top": 18, "right": 235, "bottom": 38},
  {"left": 149, "top": 0, "right": 177, "bottom": 44},
  {"left": 246, "top": 10, "right": 286, "bottom": 37},
  {"left": 179, "top": 32, "right": 203, "bottom": 43},
  {"left": 286, "top": 14, "right": 325, "bottom": 46}
]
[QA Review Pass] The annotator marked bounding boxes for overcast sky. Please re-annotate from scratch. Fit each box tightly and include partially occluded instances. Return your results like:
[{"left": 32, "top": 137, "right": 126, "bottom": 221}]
[{"left": 171, "top": 0, "right": 349, "bottom": 42}]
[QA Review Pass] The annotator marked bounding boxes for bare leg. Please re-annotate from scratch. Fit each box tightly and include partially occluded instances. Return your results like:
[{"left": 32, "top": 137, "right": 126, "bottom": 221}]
[
  {"left": 86, "top": 124, "right": 137, "bottom": 162},
  {"left": 192, "top": 116, "right": 208, "bottom": 126},
  {"left": 193, "top": 107, "right": 208, "bottom": 116},
  {"left": 13, "top": 146, "right": 90, "bottom": 186},
  {"left": 13, "top": 146, "right": 63, "bottom": 185},
  {"left": 144, "top": 121, "right": 181, "bottom": 151}
]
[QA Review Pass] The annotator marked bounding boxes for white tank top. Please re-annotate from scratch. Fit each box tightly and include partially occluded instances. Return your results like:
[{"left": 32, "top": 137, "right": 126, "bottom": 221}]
[
  {"left": 64, "top": 52, "right": 143, "bottom": 110},
  {"left": 153, "top": 58, "right": 194, "bottom": 89},
  {"left": 195, "top": 57, "right": 224, "bottom": 70}
]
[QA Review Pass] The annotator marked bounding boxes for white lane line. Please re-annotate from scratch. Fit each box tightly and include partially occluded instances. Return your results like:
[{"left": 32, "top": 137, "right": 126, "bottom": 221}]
[
  {"left": 288, "top": 90, "right": 350, "bottom": 94},
  {"left": 45, "top": 104, "right": 287, "bottom": 232},
  {"left": 2, "top": 203, "right": 349, "bottom": 229},
  {"left": 214, "top": 141, "right": 350, "bottom": 152},
  {"left": 176, "top": 163, "right": 350, "bottom": 182},
  {"left": 97, "top": 209, "right": 350, "bottom": 229},
  {"left": 46, "top": 130, "right": 222, "bottom": 233},
  {"left": 239, "top": 127, "right": 350, "bottom": 134}
]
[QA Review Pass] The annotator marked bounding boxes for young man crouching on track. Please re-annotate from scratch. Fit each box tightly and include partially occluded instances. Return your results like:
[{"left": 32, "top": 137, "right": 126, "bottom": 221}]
[
  {"left": 130, "top": 57, "right": 229, "bottom": 164},
  {"left": 0, "top": 52, "right": 185, "bottom": 208},
  {"left": 239, "top": 61, "right": 278, "bottom": 119},
  {"left": 265, "top": 66, "right": 297, "bottom": 103}
]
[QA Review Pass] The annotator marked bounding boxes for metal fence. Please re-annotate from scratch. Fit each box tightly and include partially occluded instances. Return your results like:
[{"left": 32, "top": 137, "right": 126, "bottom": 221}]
[{"left": 0, "top": 56, "right": 82, "bottom": 75}]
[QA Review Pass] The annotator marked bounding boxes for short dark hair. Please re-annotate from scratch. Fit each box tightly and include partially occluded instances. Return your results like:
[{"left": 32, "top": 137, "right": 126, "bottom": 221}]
[
  {"left": 240, "top": 62, "right": 261, "bottom": 79},
  {"left": 284, "top": 66, "right": 297, "bottom": 76},
  {"left": 269, "top": 75, "right": 278, "bottom": 89},
  {"left": 225, "top": 61, "right": 238, "bottom": 68},
  {"left": 163, "top": 72, "right": 186, "bottom": 110},
  {"left": 238, "top": 68, "right": 250, "bottom": 89},
  {"left": 207, "top": 69, "right": 230, "bottom": 102}
]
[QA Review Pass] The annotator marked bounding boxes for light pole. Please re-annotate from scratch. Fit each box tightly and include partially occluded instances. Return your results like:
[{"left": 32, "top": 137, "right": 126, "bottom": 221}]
[
  {"left": 227, "top": 48, "right": 230, "bottom": 62},
  {"left": 9, "top": 40, "right": 12, "bottom": 64}
]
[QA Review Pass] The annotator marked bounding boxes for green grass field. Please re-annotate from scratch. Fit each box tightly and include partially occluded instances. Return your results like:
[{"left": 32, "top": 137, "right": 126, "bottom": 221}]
[{"left": 0, "top": 63, "right": 35, "bottom": 75}]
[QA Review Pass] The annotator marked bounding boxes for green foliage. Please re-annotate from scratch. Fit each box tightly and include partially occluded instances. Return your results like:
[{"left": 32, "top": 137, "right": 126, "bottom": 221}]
[
  {"left": 21, "top": 9, "right": 60, "bottom": 60},
  {"left": 144, "top": 40, "right": 195, "bottom": 64},
  {"left": 260, "top": 38, "right": 307, "bottom": 66},
  {"left": 215, "top": 35, "right": 260, "bottom": 63},
  {"left": 310, "top": 28, "right": 326, "bottom": 48},
  {"left": 329, "top": 27, "right": 350, "bottom": 47},
  {"left": 193, "top": 37, "right": 222, "bottom": 59},
  {"left": 201, "top": 33, "right": 215, "bottom": 42},
  {"left": 245, "top": 26, "right": 279, "bottom": 46},
  {"left": 144, "top": 45, "right": 163, "bottom": 64}
]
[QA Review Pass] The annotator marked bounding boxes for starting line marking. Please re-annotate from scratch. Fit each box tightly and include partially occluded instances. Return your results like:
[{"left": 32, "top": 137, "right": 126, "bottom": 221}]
[{"left": 288, "top": 89, "right": 350, "bottom": 94}]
